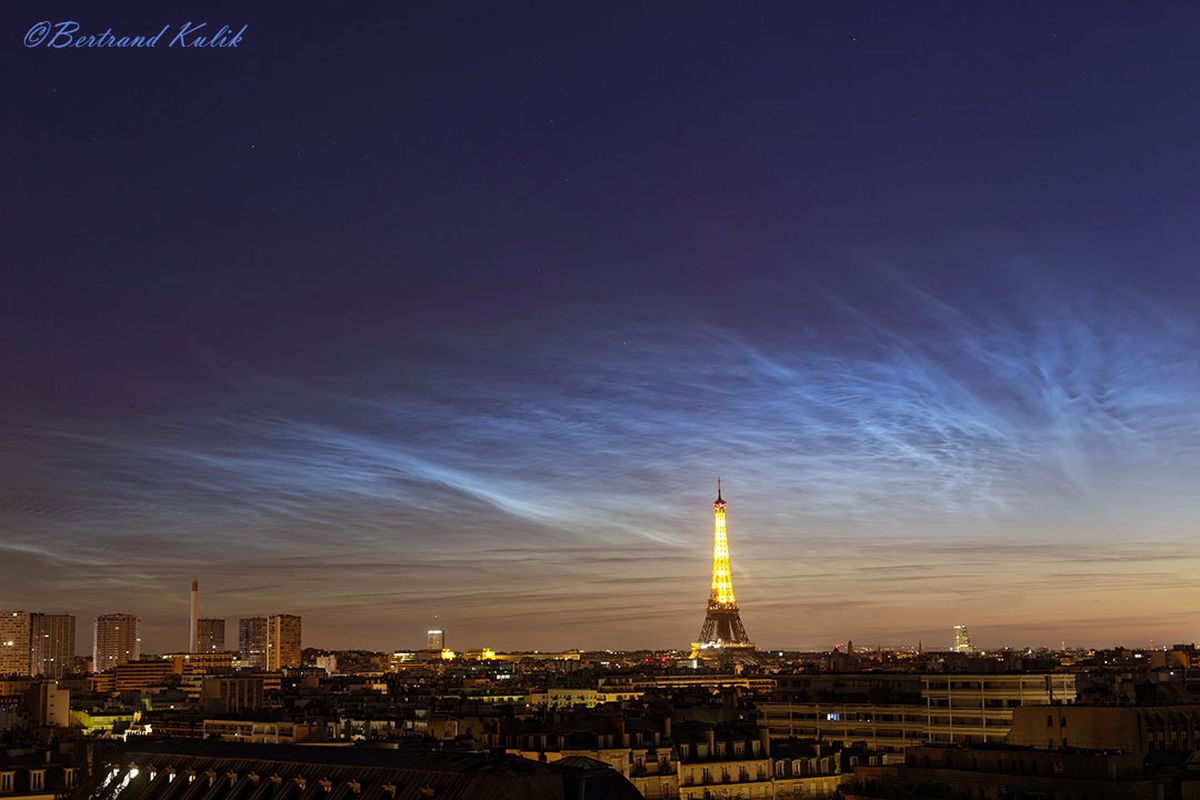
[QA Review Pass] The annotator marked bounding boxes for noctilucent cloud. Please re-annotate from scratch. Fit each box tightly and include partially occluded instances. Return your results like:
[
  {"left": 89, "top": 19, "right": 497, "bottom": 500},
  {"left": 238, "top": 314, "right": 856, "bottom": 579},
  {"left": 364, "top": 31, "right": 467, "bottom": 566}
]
[{"left": 3, "top": 2, "right": 1200, "bottom": 653}]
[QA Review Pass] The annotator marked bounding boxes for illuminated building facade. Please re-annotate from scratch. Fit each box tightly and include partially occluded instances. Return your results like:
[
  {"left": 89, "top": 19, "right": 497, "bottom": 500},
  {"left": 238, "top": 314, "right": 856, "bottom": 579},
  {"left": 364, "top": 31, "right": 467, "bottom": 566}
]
[
  {"left": 112, "top": 658, "right": 175, "bottom": 691},
  {"left": 0, "top": 611, "right": 32, "bottom": 676},
  {"left": 238, "top": 617, "right": 267, "bottom": 668},
  {"left": 31, "top": 613, "right": 75, "bottom": 678},
  {"left": 676, "top": 729, "right": 773, "bottom": 800},
  {"left": 1008, "top": 703, "right": 1200, "bottom": 754},
  {"left": 428, "top": 629, "right": 445, "bottom": 650},
  {"left": 265, "top": 614, "right": 302, "bottom": 670},
  {"left": 693, "top": 482, "right": 754, "bottom": 655},
  {"left": 199, "top": 673, "right": 275, "bottom": 713},
  {"left": 923, "top": 674, "right": 1076, "bottom": 743},
  {"left": 196, "top": 618, "right": 225, "bottom": 653},
  {"left": 760, "top": 673, "right": 1078, "bottom": 751},
  {"left": 93, "top": 614, "right": 140, "bottom": 672},
  {"left": 953, "top": 625, "right": 973, "bottom": 653},
  {"left": 166, "top": 650, "right": 236, "bottom": 674}
]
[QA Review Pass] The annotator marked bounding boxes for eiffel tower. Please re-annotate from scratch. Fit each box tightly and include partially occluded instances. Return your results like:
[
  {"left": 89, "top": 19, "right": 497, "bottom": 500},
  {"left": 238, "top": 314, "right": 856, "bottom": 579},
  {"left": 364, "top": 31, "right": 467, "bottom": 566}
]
[{"left": 692, "top": 481, "right": 754, "bottom": 657}]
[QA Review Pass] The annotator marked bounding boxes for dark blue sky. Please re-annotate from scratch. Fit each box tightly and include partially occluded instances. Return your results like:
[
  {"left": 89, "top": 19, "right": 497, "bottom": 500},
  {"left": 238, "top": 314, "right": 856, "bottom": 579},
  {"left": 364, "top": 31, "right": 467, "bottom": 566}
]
[{"left": 3, "top": 2, "right": 1199, "bottom": 653}]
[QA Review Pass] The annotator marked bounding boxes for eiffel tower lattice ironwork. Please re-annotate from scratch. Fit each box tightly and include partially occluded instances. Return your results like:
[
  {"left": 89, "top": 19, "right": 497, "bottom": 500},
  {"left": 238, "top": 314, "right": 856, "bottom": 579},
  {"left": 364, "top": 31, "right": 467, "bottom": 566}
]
[{"left": 692, "top": 480, "right": 754, "bottom": 655}]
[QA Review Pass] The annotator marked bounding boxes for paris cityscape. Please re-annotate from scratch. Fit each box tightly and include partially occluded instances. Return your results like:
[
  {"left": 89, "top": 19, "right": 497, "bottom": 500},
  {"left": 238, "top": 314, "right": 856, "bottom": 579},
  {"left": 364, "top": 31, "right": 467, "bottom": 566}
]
[
  {"left": 5, "top": 1, "right": 1200, "bottom": 799},
  {"left": 4, "top": 485, "right": 1200, "bottom": 798}
]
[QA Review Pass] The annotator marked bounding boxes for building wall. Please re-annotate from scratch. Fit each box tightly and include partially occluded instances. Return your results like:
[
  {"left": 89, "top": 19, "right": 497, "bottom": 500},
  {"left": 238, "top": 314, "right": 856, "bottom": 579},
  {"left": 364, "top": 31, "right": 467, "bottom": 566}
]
[
  {"left": 196, "top": 619, "right": 225, "bottom": 653},
  {"left": 854, "top": 745, "right": 1165, "bottom": 800},
  {"left": 87, "top": 672, "right": 116, "bottom": 694},
  {"left": 529, "top": 688, "right": 643, "bottom": 708},
  {"left": 199, "top": 675, "right": 269, "bottom": 713},
  {"left": 71, "top": 709, "right": 134, "bottom": 734},
  {"left": 676, "top": 735, "right": 776, "bottom": 800},
  {"left": 266, "top": 615, "right": 301, "bottom": 670},
  {"left": 0, "top": 762, "right": 76, "bottom": 799},
  {"left": 762, "top": 674, "right": 1079, "bottom": 751},
  {"left": 1008, "top": 704, "right": 1200, "bottom": 755},
  {"left": 0, "top": 612, "right": 31, "bottom": 676},
  {"left": 505, "top": 735, "right": 846, "bottom": 800},
  {"left": 26, "top": 682, "right": 70, "bottom": 728},
  {"left": 760, "top": 701, "right": 928, "bottom": 752},
  {"left": 772, "top": 774, "right": 845, "bottom": 798},
  {"left": 113, "top": 660, "right": 174, "bottom": 691},
  {"left": 30, "top": 614, "right": 74, "bottom": 679},
  {"left": 923, "top": 674, "right": 1078, "bottom": 744},
  {"left": 165, "top": 651, "right": 235, "bottom": 674},
  {"left": 238, "top": 618, "right": 267, "bottom": 668},
  {"left": 202, "top": 719, "right": 315, "bottom": 743},
  {"left": 94, "top": 615, "right": 140, "bottom": 672},
  {"left": 630, "top": 773, "right": 679, "bottom": 800},
  {"left": 506, "top": 745, "right": 678, "bottom": 800},
  {"left": 677, "top": 757, "right": 772, "bottom": 800}
]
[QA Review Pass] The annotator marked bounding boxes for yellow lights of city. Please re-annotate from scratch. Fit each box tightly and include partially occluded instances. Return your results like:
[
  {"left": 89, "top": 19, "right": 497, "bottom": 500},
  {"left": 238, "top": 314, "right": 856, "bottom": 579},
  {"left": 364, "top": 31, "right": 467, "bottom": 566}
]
[
  {"left": 482, "top": 648, "right": 497, "bottom": 660},
  {"left": 440, "top": 648, "right": 456, "bottom": 660},
  {"left": 710, "top": 491, "right": 735, "bottom": 606}
]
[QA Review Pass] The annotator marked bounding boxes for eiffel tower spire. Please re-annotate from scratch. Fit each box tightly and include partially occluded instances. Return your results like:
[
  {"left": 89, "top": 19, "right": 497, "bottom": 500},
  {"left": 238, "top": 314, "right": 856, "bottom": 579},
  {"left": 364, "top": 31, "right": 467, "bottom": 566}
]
[
  {"left": 708, "top": 480, "right": 734, "bottom": 607},
  {"left": 693, "top": 482, "right": 754, "bottom": 656}
]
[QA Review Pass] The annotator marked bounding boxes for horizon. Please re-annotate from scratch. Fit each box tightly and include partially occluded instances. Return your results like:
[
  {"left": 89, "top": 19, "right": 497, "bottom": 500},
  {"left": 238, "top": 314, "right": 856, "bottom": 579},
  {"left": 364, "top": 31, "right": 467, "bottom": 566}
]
[{"left": 14, "top": 533, "right": 1200, "bottom": 656}]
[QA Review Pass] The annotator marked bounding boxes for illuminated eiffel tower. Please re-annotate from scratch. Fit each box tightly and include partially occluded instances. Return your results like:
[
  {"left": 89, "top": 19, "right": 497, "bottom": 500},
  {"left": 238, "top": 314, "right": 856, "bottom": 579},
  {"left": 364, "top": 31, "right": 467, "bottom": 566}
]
[{"left": 692, "top": 481, "right": 755, "bottom": 657}]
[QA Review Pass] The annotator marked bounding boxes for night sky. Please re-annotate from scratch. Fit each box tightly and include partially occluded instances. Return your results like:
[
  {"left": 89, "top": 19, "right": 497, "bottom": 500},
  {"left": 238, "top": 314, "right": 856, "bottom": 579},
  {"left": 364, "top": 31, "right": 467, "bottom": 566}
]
[{"left": 4, "top": 2, "right": 1200, "bottom": 654}]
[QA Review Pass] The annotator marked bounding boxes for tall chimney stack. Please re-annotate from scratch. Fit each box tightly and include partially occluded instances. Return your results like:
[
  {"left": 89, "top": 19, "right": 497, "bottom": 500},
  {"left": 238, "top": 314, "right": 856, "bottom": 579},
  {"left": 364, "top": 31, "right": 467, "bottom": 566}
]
[{"left": 189, "top": 579, "right": 199, "bottom": 653}]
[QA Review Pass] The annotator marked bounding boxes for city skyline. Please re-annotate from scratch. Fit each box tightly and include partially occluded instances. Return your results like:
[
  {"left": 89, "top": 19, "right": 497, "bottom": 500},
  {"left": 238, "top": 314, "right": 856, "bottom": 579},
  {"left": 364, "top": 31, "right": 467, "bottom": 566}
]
[
  {"left": 4, "top": 3, "right": 1200, "bottom": 653},
  {"left": 2, "top": 599, "right": 1191, "bottom": 662},
  {"left": 6, "top": 458, "right": 1199, "bottom": 656}
]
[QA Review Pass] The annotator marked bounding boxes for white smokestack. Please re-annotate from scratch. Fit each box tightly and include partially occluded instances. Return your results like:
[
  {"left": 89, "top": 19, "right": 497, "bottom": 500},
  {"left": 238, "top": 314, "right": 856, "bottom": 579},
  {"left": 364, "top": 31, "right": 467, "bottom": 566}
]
[{"left": 189, "top": 579, "right": 199, "bottom": 653}]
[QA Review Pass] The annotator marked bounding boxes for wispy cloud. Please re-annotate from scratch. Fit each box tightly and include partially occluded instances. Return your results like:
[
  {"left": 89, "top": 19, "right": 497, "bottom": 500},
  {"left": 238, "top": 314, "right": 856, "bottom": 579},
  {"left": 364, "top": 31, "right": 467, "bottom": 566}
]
[{"left": 3, "top": 272, "right": 1199, "bottom": 650}]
